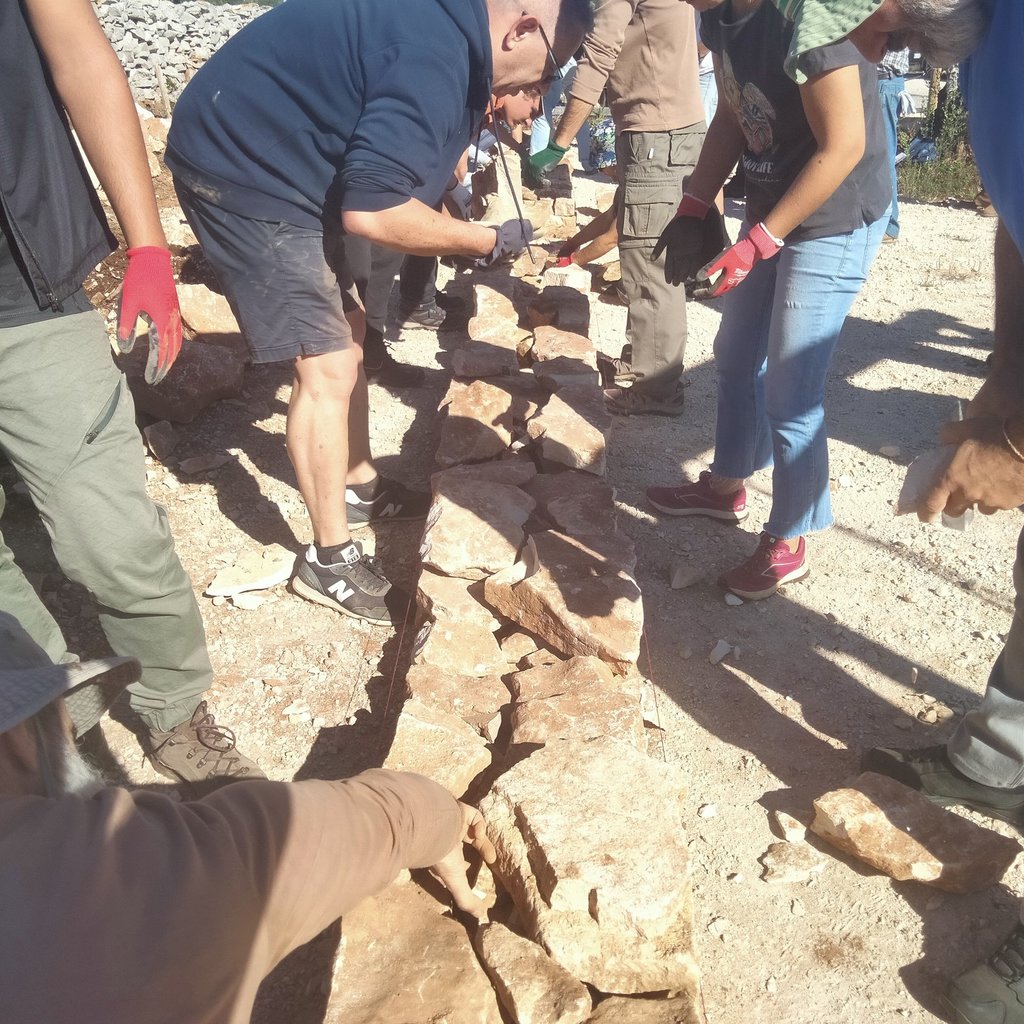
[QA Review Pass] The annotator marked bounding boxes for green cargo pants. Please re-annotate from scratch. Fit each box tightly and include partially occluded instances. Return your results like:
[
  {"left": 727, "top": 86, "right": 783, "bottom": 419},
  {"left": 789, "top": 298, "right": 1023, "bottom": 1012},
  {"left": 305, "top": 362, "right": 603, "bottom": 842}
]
[
  {"left": 616, "top": 124, "right": 705, "bottom": 400},
  {"left": 0, "top": 309, "right": 210, "bottom": 731}
]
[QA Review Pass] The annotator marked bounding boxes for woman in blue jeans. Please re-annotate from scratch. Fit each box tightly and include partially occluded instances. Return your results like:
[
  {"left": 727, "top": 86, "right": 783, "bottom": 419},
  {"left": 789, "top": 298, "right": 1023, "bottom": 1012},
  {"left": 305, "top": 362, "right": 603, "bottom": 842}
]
[{"left": 646, "top": 0, "right": 890, "bottom": 600}]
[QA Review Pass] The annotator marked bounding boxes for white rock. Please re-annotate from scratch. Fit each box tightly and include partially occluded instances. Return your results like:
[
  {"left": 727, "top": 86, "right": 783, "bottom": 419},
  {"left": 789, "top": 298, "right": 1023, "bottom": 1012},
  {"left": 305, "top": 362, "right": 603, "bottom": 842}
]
[
  {"left": 724, "top": 593, "right": 744, "bottom": 607},
  {"left": 670, "top": 563, "right": 703, "bottom": 590},
  {"left": 709, "top": 640, "right": 732, "bottom": 665},
  {"left": 697, "top": 803, "right": 718, "bottom": 819}
]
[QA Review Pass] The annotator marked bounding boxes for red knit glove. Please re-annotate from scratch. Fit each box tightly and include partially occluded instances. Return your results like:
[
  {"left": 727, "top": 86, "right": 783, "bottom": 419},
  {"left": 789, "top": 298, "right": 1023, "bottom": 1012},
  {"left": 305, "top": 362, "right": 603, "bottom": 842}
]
[
  {"left": 117, "top": 246, "right": 182, "bottom": 385},
  {"left": 697, "top": 222, "right": 783, "bottom": 298}
]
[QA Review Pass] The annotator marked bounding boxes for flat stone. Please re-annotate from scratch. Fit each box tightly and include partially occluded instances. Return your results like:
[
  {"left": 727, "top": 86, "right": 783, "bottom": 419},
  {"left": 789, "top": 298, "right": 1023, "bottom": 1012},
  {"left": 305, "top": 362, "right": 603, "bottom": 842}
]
[
  {"left": 417, "top": 570, "right": 500, "bottom": 632},
  {"left": 528, "top": 385, "right": 611, "bottom": 476},
  {"left": 509, "top": 656, "right": 616, "bottom": 701},
  {"left": 485, "top": 532, "right": 643, "bottom": 673},
  {"left": 159, "top": 207, "right": 197, "bottom": 253},
  {"left": 205, "top": 544, "right": 295, "bottom": 597},
  {"left": 810, "top": 772, "right": 1022, "bottom": 893},
  {"left": 759, "top": 841, "right": 829, "bottom": 884},
  {"left": 670, "top": 563, "right": 703, "bottom": 590},
  {"left": 412, "top": 619, "right": 507, "bottom": 678},
  {"left": 525, "top": 288, "right": 591, "bottom": 335},
  {"left": 119, "top": 336, "right": 245, "bottom": 423},
  {"left": 231, "top": 592, "right": 265, "bottom": 611},
  {"left": 452, "top": 346, "right": 520, "bottom": 379},
  {"left": 523, "top": 471, "right": 617, "bottom": 537},
  {"left": 421, "top": 469, "right": 535, "bottom": 580},
  {"left": 142, "top": 420, "right": 178, "bottom": 462},
  {"left": 325, "top": 882, "right": 503, "bottom": 1024},
  {"left": 474, "top": 281, "right": 519, "bottom": 321},
  {"left": 500, "top": 630, "right": 542, "bottom": 665},
  {"left": 479, "top": 736, "right": 699, "bottom": 994},
  {"left": 438, "top": 380, "right": 523, "bottom": 467},
  {"left": 586, "top": 994, "right": 701, "bottom": 1024},
  {"left": 543, "top": 263, "right": 592, "bottom": 294},
  {"left": 771, "top": 810, "right": 808, "bottom": 843},
  {"left": 178, "top": 452, "right": 232, "bottom": 475},
  {"left": 531, "top": 326, "right": 597, "bottom": 372},
  {"left": 404, "top": 664, "right": 510, "bottom": 731},
  {"left": 176, "top": 282, "right": 240, "bottom": 335},
  {"left": 384, "top": 700, "right": 492, "bottom": 797},
  {"left": 476, "top": 923, "right": 592, "bottom": 1024},
  {"left": 708, "top": 640, "right": 732, "bottom": 665}
]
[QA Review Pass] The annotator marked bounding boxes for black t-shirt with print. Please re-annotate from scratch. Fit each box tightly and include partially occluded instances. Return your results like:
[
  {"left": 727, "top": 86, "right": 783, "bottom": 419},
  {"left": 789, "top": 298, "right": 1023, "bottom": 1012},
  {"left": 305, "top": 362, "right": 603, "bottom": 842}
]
[{"left": 701, "top": 0, "right": 890, "bottom": 243}]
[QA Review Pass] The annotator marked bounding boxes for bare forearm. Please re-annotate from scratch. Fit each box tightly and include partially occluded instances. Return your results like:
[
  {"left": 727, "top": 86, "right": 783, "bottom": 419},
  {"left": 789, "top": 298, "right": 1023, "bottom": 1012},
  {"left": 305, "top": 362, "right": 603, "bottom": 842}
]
[
  {"left": 28, "top": 0, "right": 165, "bottom": 249},
  {"left": 572, "top": 205, "right": 618, "bottom": 265},
  {"left": 343, "top": 199, "right": 495, "bottom": 257},
  {"left": 553, "top": 97, "right": 594, "bottom": 151},
  {"left": 684, "top": 111, "right": 745, "bottom": 206}
]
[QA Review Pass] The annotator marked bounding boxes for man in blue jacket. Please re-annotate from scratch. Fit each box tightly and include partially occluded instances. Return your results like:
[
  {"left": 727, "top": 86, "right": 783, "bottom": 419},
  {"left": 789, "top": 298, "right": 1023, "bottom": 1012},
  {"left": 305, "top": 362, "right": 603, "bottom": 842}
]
[{"left": 168, "top": 0, "right": 592, "bottom": 628}]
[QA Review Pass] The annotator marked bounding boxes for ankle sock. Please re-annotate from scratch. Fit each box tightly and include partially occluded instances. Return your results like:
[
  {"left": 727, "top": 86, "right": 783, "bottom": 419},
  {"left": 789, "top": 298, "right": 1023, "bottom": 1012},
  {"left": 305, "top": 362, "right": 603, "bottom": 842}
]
[{"left": 314, "top": 540, "right": 358, "bottom": 565}]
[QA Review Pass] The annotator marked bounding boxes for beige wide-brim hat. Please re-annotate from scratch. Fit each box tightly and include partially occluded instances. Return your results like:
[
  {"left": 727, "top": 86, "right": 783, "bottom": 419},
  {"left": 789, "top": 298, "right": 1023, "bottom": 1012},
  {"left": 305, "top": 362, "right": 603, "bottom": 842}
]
[
  {"left": 772, "top": 0, "right": 884, "bottom": 82},
  {"left": 0, "top": 612, "right": 140, "bottom": 736}
]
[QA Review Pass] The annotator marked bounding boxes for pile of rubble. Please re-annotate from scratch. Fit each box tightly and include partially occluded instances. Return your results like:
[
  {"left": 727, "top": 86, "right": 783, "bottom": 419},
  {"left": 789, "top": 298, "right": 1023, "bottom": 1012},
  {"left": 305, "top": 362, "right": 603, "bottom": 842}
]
[{"left": 364, "top": 157, "right": 702, "bottom": 1023}]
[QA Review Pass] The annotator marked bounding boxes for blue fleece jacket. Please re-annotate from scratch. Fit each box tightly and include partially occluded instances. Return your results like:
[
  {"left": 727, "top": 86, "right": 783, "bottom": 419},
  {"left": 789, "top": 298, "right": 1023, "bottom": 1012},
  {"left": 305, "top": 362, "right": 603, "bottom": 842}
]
[{"left": 166, "top": 0, "right": 492, "bottom": 228}]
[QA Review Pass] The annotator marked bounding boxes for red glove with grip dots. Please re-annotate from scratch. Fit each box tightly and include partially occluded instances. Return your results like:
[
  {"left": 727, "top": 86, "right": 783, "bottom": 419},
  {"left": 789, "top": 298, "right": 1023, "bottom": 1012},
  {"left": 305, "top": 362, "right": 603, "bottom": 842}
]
[
  {"left": 697, "top": 222, "right": 783, "bottom": 298},
  {"left": 117, "top": 246, "right": 182, "bottom": 385}
]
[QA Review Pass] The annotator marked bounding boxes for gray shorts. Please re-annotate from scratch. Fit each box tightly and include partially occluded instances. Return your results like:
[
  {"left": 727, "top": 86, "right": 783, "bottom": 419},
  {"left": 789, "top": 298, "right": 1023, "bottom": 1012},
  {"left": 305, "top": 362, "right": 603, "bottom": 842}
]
[{"left": 175, "top": 182, "right": 358, "bottom": 364}]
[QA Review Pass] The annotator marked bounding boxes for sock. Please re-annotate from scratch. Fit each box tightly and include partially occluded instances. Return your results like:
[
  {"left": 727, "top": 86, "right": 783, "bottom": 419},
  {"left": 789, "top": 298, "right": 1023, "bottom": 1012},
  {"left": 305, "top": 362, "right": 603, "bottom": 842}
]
[
  {"left": 347, "top": 476, "right": 381, "bottom": 501},
  {"left": 314, "top": 540, "right": 359, "bottom": 566}
]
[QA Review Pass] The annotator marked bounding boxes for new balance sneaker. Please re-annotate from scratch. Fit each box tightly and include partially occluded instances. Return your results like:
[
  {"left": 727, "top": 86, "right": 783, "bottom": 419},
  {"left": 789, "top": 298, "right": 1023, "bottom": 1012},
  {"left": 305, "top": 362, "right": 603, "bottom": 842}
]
[
  {"left": 147, "top": 701, "right": 264, "bottom": 784},
  {"left": 647, "top": 471, "right": 748, "bottom": 522},
  {"left": 946, "top": 922, "right": 1024, "bottom": 1024},
  {"left": 397, "top": 299, "right": 446, "bottom": 330},
  {"left": 604, "top": 384, "right": 686, "bottom": 417},
  {"left": 346, "top": 476, "right": 432, "bottom": 530},
  {"left": 861, "top": 744, "right": 1024, "bottom": 829},
  {"left": 291, "top": 540, "right": 395, "bottom": 624},
  {"left": 720, "top": 532, "right": 808, "bottom": 600}
]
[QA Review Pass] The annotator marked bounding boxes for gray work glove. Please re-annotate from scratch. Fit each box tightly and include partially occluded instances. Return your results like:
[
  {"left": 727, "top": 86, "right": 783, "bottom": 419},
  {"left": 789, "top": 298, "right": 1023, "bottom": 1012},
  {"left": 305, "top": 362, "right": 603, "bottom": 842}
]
[{"left": 477, "top": 219, "right": 534, "bottom": 268}]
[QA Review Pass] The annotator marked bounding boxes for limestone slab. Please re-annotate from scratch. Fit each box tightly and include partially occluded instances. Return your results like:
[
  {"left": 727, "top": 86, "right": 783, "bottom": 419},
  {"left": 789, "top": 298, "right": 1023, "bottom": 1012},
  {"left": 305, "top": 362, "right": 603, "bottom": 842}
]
[
  {"left": 416, "top": 570, "right": 500, "bottom": 632},
  {"left": 810, "top": 772, "right": 1022, "bottom": 893},
  {"left": 531, "top": 327, "right": 597, "bottom": 372},
  {"left": 404, "top": 664, "right": 510, "bottom": 730},
  {"left": 525, "top": 288, "right": 591, "bottom": 335},
  {"left": 527, "top": 385, "right": 611, "bottom": 476},
  {"left": 438, "top": 380, "right": 521, "bottom": 467},
  {"left": 412, "top": 619, "right": 507, "bottom": 678},
  {"left": 484, "top": 532, "right": 643, "bottom": 673},
  {"left": 205, "top": 544, "right": 295, "bottom": 597},
  {"left": 479, "top": 735, "right": 698, "bottom": 994},
  {"left": 586, "top": 995, "right": 700, "bottom": 1024},
  {"left": 384, "top": 700, "right": 492, "bottom": 797},
  {"left": 176, "top": 282, "right": 239, "bottom": 335},
  {"left": 476, "top": 923, "right": 592, "bottom": 1024}
]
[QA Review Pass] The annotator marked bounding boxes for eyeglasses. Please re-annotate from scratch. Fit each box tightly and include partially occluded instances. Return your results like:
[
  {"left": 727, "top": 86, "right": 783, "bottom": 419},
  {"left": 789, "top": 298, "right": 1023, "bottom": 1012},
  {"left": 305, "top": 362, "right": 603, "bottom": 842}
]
[{"left": 525, "top": 11, "right": 563, "bottom": 82}]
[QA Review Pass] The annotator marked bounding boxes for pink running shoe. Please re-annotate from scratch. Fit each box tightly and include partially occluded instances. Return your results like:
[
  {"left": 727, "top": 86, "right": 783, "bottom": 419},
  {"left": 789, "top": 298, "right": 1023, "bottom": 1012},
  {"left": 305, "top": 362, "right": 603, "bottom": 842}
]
[
  {"left": 647, "top": 471, "right": 748, "bottom": 522},
  {"left": 720, "top": 533, "right": 809, "bottom": 600}
]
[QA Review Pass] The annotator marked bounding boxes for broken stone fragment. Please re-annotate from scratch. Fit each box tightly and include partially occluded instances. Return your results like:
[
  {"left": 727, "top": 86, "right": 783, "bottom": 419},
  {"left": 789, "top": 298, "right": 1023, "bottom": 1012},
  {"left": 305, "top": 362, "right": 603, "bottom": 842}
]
[
  {"left": 205, "top": 544, "right": 295, "bottom": 598},
  {"left": 484, "top": 532, "right": 643, "bottom": 673},
  {"left": 479, "top": 735, "right": 698, "bottom": 994},
  {"left": 509, "top": 655, "right": 616, "bottom": 701},
  {"left": 452, "top": 346, "right": 521, "bottom": 379},
  {"left": 525, "top": 287, "right": 591, "bottom": 335},
  {"left": 474, "top": 280, "right": 519, "bottom": 321},
  {"left": 177, "top": 452, "right": 232, "bottom": 476},
  {"left": 770, "top": 809, "right": 808, "bottom": 843},
  {"left": 421, "top": 467, "right": 535, "bottom": 580},
  {"left": 811, "top": 772, "right": 1023, "bottom": 893},
  {"left": 759, "top": 841, "right": 829, "bottom": 884},
  {"left": 404, "top": 664, "right": 510, "bottom": 732},
  {"left": 384, "top": 700, "right": 493, "bottom": 797},
  {"left": 585, "top": 994, "right": 701, "bottom": 1024},
  {"left": 500, "top": 630, "right": 542, "bottom": 665},
  {"left": 411, "top": 619, "right": 507, "bottom": 678},
  {"left": 527, "top": 384, "right": 612, "bottom": 476},
  {"left": 325, "top": 882, "right": 503, "bottom": 1024},
  {"left": 438, "top": 380, "right": 527, "bottom": 467},
  {"left": 543, "top": 262, "right": 592, "bottom": 294},
  {"left": 416, "top": 570, "right": 500, "bottom": 633},
  {"left": 142, "top": 420, "right": 178, "bottom": 462},
  {"left": 176, "top": 283, "right": 240, "bottom": 335},
  {"left": 475, "top": 923, "right": 592, "bottom": 1024},
  {"left": 159, "top": 207, "right": 198, "bottom": 253},
  {"left": 531, "top": 326, "right": 598, "bottom": 373},
  {"left": 670, "top": 563, "right": 703, "bottom": 590}
]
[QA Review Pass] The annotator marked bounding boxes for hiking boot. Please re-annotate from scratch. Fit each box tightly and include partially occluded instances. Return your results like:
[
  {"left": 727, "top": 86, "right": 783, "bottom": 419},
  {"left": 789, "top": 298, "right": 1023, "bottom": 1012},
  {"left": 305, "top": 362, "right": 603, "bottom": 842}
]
[
  {"left": 720, "top": 532, "right": 808, "bottom": 600},
  {"left": 861, "top": 744, "right": 1024, "bottom": 829},
  {"left": 346, "top": 476, "right": 431, "bottom": 530},
  {"left": 291, "top": 540, "right": 396, "bottom": 625},
  {"left": 946, "top": 921, "right": 1024, "bottom": 1024},
  {"left": 398, "top": 299, "right": 446, "bottom": 331},
  {"left": 147, "top": 701, "right": 263, "bottom": 784},
  {"left": 364, "top": 349, "right": 425, "bottom": 388},
  {"left": 647, "top": 471, "right": 748, "bottom": 522},
  {"left": 604, "top": 384, "right": 686, "bottom": 417},
  {"left": 597, "top": 353, "right": 639, "bottom": 387}
]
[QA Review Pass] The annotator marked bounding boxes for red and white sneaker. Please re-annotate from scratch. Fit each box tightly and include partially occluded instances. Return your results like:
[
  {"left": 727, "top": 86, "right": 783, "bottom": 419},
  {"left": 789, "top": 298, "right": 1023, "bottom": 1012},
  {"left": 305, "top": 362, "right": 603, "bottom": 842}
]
[
  {"left": 720, "top": 532, "right": 809, "bottom": 600},
  {"left": 646, "top": 471, "right": 747, "bottom": 522}
]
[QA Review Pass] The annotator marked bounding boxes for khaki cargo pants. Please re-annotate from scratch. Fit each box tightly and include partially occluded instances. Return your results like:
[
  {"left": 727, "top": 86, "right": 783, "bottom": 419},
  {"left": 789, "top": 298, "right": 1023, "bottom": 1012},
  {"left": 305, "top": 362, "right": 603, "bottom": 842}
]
[
  {"left": 0, "top": 309, "right": 210, "bottom": 732},
  {"left": 615, "top": 124, "right": 705, "bottom": 400}
]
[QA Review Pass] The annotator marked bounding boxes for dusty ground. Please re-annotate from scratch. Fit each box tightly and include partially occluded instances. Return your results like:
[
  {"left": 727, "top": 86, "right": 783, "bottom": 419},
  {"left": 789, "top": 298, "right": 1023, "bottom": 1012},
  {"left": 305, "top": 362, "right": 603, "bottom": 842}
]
[{"left": 5, "top": 162, "right": 1021, "bottom": 1022}]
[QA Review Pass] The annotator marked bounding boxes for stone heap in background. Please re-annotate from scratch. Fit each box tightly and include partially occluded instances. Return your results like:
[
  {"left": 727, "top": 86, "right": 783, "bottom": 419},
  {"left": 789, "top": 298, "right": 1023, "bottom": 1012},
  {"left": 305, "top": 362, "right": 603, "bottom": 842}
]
[
  {"left": 96, "top": 0, "right": 263, "bottom": 107},
  {"left": 378, "top": 254, "right": 701, "bottom": 1018}
]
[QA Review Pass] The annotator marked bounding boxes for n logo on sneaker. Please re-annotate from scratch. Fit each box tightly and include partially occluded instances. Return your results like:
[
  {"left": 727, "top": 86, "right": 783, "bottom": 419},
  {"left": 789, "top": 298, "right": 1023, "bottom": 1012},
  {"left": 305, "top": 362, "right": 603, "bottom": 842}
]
[
  {"left": 376, "top": 502, "right": 400, "bottom": 519},
  {"left": 327, "top": 579, "right": 356, "bottom": 602}
]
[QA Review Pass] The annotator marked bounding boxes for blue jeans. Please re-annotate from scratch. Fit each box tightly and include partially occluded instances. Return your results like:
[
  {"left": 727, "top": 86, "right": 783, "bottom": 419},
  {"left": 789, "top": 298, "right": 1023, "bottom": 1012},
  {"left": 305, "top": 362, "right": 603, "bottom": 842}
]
[
  {"left": 711, "top": 217, "right": 887, "bottom": 539},
  {"left": 877, "top": 75, "right": 904, "bottom": 238},
  {"left": 530, "top": 59, "right": 591, "bottom": 167}
]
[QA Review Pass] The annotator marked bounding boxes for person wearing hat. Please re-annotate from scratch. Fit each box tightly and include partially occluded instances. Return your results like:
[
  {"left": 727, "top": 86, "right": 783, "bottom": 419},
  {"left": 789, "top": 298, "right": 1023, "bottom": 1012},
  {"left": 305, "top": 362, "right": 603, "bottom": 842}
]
[
  {"left": 0, "top": 610, "right": 496, "bottom": 1023},
  {"left": 773, "top": 2, "right": 1020, "bottom": 1022},
  {"left": 0, "top": 0, "right": 258, "bottom": 783}
]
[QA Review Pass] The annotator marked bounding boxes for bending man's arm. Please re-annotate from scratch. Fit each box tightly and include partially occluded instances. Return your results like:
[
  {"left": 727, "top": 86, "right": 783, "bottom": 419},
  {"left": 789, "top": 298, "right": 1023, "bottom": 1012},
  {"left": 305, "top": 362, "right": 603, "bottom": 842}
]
[{"left": 343, "top": 200, "right": 496, "bottom": 258}]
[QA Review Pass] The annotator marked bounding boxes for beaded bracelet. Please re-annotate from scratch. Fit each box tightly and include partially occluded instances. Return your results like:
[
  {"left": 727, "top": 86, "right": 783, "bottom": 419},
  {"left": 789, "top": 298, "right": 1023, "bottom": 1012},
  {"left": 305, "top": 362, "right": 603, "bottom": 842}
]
[{"left": 1001, "top": 418, "right": 1024, "bottom": 463}]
